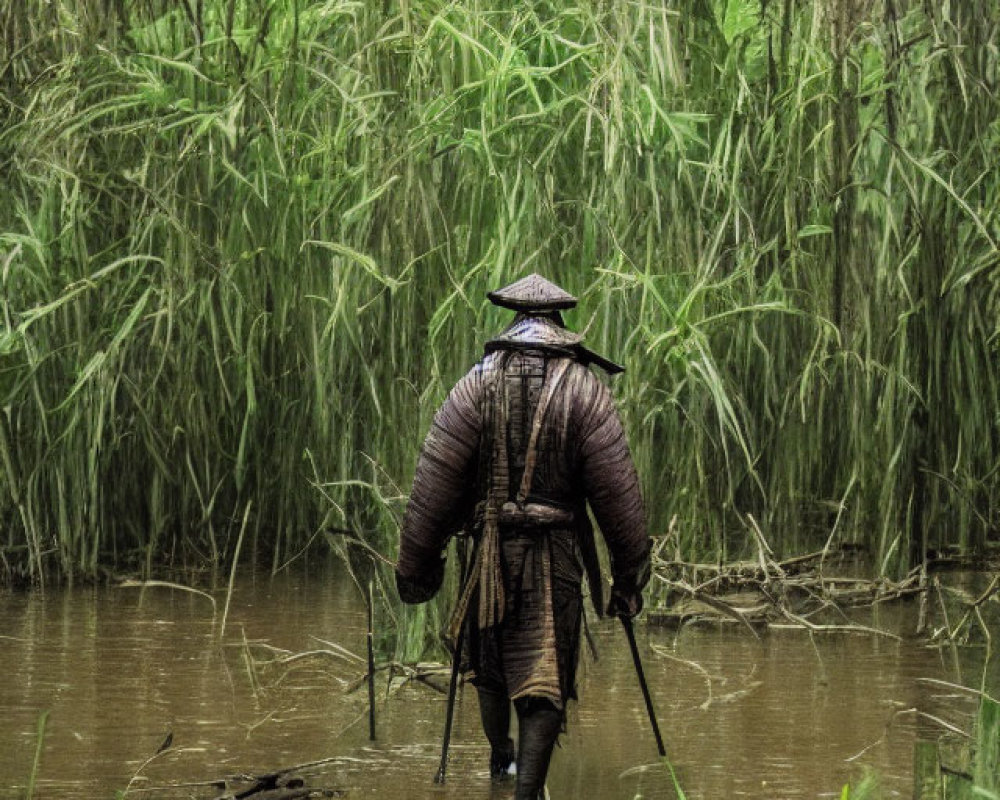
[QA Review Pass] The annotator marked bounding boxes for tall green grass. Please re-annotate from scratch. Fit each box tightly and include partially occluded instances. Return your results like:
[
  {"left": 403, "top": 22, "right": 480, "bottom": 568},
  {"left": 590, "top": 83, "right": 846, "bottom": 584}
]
[{"left": 0, "top": 1, "right": 997, "bottom": 643}]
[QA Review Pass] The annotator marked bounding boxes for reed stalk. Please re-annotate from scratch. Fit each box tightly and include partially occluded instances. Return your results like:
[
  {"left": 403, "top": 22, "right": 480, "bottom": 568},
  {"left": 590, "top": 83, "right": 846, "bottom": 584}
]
[{"left": 26, "top": 709, "right": 48, "bottom": 800}]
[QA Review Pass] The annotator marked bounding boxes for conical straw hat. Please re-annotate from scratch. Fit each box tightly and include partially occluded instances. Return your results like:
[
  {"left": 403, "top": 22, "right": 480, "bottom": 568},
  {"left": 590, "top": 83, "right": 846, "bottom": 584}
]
[{"left": 487, "top": 273, "right": 577, "bottom": 311}]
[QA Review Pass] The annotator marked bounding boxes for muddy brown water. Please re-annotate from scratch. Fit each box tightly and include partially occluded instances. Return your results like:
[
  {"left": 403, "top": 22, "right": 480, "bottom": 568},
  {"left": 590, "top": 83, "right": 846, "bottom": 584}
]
[{"left": 0, "top": 563, "right": 989, "bottom": 799}]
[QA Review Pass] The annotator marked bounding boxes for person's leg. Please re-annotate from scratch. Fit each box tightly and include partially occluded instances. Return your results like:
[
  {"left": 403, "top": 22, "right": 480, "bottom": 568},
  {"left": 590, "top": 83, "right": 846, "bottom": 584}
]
[
  {"left": 514, "top": 697, "right": 562, "bottom": 800},
  {"left": 477, "top": 686, "right": 516, "bottom": 779}
]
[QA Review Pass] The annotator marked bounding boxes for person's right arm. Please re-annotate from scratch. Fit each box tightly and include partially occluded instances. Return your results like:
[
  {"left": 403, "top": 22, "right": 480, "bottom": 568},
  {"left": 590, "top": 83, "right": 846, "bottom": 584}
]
[{"left": 573, "top": 369, "right": 651, "bottom": 617}]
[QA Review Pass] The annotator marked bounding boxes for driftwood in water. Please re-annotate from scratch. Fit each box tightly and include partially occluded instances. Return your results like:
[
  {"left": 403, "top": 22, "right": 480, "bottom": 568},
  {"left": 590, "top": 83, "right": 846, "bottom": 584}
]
[
  {"left": 216, "top": 757, "right": 342, "bottom": 799},
  {"left": 648, "top": 519, "right": 933, "bottom": 638},
  {"left": 344, "top": 659, "right": 451, "bottom": 695},
  {"left": 127, "top": 756, "right": 345, "bottom": 799}
]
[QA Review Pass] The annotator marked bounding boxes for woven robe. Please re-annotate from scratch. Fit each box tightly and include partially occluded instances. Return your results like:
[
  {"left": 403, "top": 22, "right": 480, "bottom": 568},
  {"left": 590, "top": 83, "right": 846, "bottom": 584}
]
[{"left": 396, "top": 327, "right": 650, "bottom": 708}]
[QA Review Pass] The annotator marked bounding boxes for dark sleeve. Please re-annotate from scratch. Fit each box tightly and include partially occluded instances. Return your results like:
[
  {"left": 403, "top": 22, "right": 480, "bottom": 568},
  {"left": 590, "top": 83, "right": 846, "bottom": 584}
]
[
  {"left": 395, "top": 366, "right": 483, "bottom": 603},
  {"left": 573, "top": 370, "right": 651, "bottom": 590}
]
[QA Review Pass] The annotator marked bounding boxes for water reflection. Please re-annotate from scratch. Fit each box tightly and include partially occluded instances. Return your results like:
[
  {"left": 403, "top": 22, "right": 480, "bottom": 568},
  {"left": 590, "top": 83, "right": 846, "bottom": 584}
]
[{"left": 0, "top": 564, "right": 986, "bottom": 799}]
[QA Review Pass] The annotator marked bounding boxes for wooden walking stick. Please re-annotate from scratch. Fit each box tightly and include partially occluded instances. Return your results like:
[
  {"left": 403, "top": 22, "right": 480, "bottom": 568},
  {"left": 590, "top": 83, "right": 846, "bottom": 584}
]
[
  {"left": 434, "top": 537, "right": 472, "bottom": 784},
  {"left": 620, "top": 615, "right": 666, "bottom": 757},
  {"left": 367, "top": 580, "right": 376, "bottom": 741},
  {"left": 433, "top": 622, "right": 466, "bottom": 784}
]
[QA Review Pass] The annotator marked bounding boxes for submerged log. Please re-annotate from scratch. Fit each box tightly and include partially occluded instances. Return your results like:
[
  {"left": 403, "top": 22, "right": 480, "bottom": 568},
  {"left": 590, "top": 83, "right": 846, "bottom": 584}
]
[{"left": 127, "top": 757, "right": 345, "bottom": 800}]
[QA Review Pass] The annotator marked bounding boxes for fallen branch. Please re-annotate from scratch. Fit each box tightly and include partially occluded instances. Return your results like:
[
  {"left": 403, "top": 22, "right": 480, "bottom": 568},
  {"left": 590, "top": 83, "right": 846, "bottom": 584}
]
[
  {"left": 845, "top": 707, "right": 971, "bottom": 763},
  {"left": 309, "top": 636, "right": 367, "bottom": 664},
  {"left": 126, "top": 756, "right": 346, "bottom": 799},
  {"left": 344, "top": 660, "right": 450, "bottom": 695},
  {"left": 770, "top": 605, "right": 902, "bottom": 641},
  {"left": 651, "top": 523, "right": 931, "bottom": 640},
  {"left": 116, "top": 579, "right": 217, "bottom": 614},
  {"left": 652, "top": 574, "right": 763, "bottom": 639},
  {"left": 649, "top": 643, "right": 718, "bottom": 709}
]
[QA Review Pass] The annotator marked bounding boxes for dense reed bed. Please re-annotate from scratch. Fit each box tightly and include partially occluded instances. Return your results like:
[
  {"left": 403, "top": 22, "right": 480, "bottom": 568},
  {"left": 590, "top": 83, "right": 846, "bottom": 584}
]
[{"left": 1, "top": 1, "right": 998, "bottom": 651}]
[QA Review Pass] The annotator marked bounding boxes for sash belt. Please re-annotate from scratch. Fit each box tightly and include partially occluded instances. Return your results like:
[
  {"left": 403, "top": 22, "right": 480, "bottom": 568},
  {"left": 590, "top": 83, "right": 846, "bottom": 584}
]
[{"left": 499, "top": 501, "right": 574, "bottom": 529}]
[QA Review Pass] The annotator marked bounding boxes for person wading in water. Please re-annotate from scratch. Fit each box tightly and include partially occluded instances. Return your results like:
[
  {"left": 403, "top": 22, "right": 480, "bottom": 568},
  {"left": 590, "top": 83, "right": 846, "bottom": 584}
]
[{"left": 395, "top": 274, "right": 652, "bottom": 799}]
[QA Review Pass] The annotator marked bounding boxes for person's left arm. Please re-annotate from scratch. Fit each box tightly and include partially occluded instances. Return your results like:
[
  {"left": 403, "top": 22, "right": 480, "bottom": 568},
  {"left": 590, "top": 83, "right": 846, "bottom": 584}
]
[{"left": 395, "top": 367, "right": 483, "bottom": 603}]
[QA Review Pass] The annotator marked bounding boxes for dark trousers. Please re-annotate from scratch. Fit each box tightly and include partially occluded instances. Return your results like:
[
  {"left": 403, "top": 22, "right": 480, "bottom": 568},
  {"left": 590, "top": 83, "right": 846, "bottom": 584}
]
[{"left": 478, "top": 688, "right": 562, "bottom": 799}]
